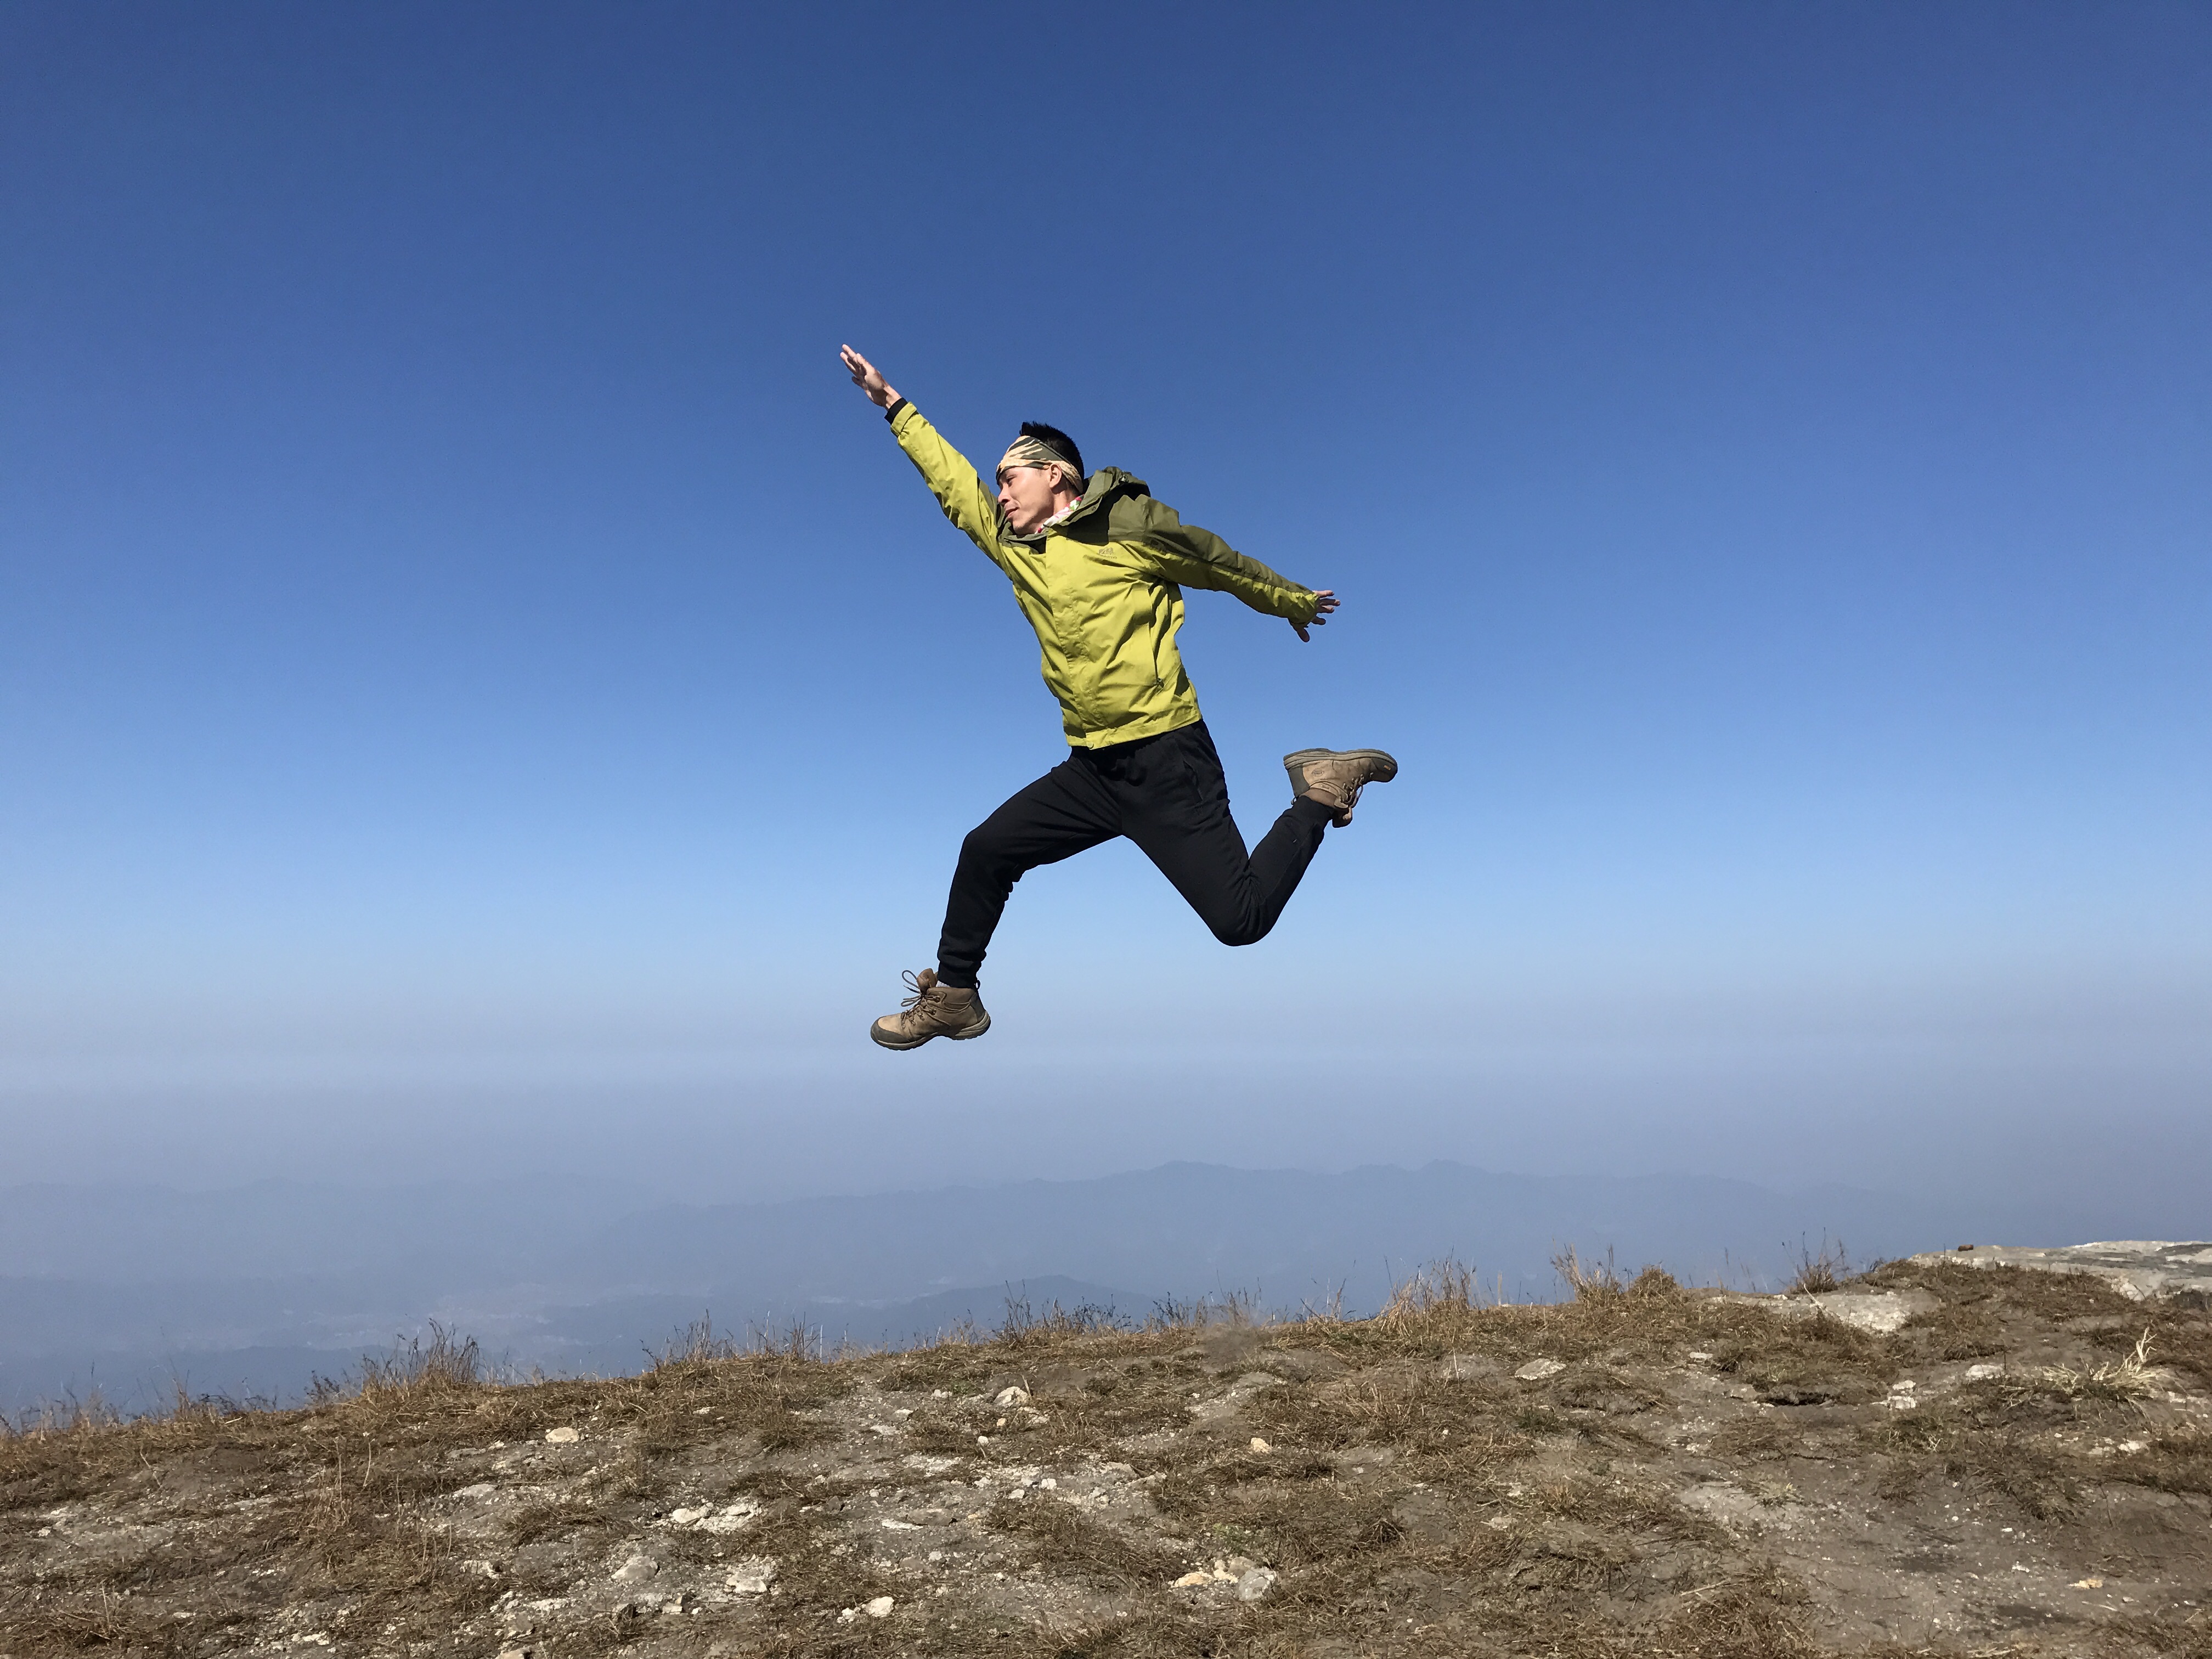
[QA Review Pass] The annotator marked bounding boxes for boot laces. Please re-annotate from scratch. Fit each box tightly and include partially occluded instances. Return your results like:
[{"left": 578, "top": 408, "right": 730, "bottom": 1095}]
[
  {"left": 898, "top": 969, "right": 934, "bottom": 1015},
  {"left": 1322, "top": 755, "right": 1375, "bottom": 815}
]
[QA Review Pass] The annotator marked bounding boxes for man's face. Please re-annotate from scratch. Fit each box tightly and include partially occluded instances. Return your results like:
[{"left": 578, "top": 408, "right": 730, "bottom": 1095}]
[{"left": 997, "top": 462, "right": 1071, "bottom": 535}]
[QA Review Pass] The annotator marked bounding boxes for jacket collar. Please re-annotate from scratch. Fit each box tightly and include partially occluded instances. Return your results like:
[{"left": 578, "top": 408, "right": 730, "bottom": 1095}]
[{"left": 1005, "top": 467, "right": 1148, "bottom": 542}]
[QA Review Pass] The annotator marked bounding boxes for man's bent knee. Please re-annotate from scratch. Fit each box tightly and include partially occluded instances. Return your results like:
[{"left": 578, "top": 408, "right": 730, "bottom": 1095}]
[
  {"left": 1207, "top": 915, "right": 1272, "bottom": 949},
  {"left": 958, "top": 825, "right": 1011, "bottom": 865},
  {"left": 958, "top": 825, "right": 1036, "bottom": 888}
]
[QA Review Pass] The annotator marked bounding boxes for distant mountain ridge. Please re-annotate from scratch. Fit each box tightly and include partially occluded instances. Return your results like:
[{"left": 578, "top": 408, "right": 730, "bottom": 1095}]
[{"left": 0, "top": 1159, "right": 2045, "bottom": 1413}]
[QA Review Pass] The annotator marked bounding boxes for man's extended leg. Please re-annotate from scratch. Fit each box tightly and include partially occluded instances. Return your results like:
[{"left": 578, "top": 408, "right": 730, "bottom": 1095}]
[
  {"left": 1115, "top": 723, "right": 1336, "bottom": 947},
  {"left": 872, "top": 757, "right": 1119, "bottom": 1050},
  {"left": 934, "top": 755, "right": 1121, "bottom": 988}
]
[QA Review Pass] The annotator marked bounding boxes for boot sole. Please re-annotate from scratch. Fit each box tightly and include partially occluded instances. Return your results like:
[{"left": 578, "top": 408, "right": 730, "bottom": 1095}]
[{"left": 870, "top": 1011, "right": 992, "bottom": 1051}]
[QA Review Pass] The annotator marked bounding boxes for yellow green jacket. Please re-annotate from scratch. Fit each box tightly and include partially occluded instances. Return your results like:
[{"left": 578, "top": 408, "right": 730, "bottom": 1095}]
[{"left": 888, "top": 401, "right": 1322, "bottom": 748}]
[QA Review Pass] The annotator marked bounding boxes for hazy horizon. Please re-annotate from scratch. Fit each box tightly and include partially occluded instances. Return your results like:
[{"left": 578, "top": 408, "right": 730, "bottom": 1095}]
[{"left": 3, "top": 1156, "right": 2150, "bottom": 1416}]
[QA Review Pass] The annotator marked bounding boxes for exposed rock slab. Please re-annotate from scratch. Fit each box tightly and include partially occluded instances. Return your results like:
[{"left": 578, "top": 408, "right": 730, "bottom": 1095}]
[{"left": 1716, "top": 1288, "right": 1937, "bottom": 1333}]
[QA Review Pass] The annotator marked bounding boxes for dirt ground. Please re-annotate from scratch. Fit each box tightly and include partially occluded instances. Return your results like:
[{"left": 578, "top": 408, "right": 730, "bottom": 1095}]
[{"left": 4, "top": 1256, "right": 2210, "bottom": 1657}]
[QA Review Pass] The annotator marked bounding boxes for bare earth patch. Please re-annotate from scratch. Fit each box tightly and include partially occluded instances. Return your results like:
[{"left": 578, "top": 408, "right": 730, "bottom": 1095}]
[{"left": 4, "top": 1261, "right": 2211, "bottom": 1657}]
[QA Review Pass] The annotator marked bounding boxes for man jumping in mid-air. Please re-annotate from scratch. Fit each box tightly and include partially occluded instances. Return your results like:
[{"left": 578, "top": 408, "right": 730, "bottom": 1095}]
[{"left": 842, "top": 346, "right": 1398, "bottom": 1050}]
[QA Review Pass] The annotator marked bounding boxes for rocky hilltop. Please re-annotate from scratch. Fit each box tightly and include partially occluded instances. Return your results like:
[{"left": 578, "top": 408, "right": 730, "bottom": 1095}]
[{"left": 4, "top": 1244, "right": 2210, "bottom": 1658}]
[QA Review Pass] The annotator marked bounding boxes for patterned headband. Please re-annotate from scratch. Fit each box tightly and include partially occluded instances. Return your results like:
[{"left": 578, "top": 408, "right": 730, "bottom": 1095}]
[{"left": 996, "top": 434, "right": 1083, "bottom": 484}]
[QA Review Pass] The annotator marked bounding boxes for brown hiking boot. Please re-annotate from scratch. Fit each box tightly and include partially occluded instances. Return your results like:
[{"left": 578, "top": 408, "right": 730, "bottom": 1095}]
[
  {"left": 870, "top": 969, "right": 991, "bottom": 1050},
  {"left": 1284, "top": 747, "right": 1399, "bottom": 826}
]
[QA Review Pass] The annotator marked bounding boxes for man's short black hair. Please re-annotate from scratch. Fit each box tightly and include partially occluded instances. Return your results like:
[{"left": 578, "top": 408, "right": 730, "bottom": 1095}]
[{"left": 1019, "top": 421, "right": 1084, "bottom": 481}]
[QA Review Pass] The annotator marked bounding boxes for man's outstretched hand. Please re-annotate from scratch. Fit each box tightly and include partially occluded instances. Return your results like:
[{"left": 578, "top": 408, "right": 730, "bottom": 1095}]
[
  {"left": 1293, "top": 591, "right": 1340, "bottom": 642},
  {"left": 840, "top": 345, "right": 900, "bottom": 409}
]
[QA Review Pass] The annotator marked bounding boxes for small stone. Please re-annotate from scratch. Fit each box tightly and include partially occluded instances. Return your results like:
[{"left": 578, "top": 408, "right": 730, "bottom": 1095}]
[
  {"left": 1485, "top": 1515, "right": 1513, "bottom": 1530},
  {"left": 994, "top": 1386, "right": 1031, "bottom": 1408},
  {"left": 460, "top": 1558, "right": 501, "bottom": 1579},
  {"left": 726, "top": 1557, "right": 776, "bottom": 1595},
  {"left": 1224, "top": 1555, "right": 1255, "bottom": 1573},
  {"left": 1039, "top": 1477, "right": 1057, "bottom": 1489},
  {"left": 1965, "top": 1363, "right": 2005, "bottom": 1380},
  {"left": 695, "top": 1406, "right": 713, "bottom": 1415},
  {"left": 1172, "top": 1570, "right": 1212, "bottom": 1587},
  {"left": 1249, "top": 1437, "right": 1272, "bottom": 1452},
  {"left": 2072, "top": 1577, "right": 2104, "bottom": 1589},
  {"left": 864, "top": 1595, "right": 895, "bottom": 1618},
  {"left": 1235, "top": 1567, "right": 1278, "bottom": 1602},
  {"left": 613, "top": 1554, "right": 658, "bottom": 1585},
  {"left": 669, "top": 1505, "right": 710, "bottom": 1526},
  {"left": 544, "top": 1427, "right": 580, "bottom": 1444},
  {"left": 1514, "top": 1358, "right": 1566, "bottom": 1381},
  {"left": 881, "top": 1518, "right": 921, "bottom": 1531}
]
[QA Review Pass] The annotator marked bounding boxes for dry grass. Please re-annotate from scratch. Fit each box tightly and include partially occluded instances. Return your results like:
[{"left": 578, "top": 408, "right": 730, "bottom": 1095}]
[
  {"left": 1555, "top": 1243, "right": 1629, "bottom": 1300},
  {"left": 1865, "top": 1256, "right": 2145, "bottom": 1322},
  {"left": 2125, "top": 1426, "right": 2212, "bottom": 1500},
  {"left": 506, "top": 1493, "right": 611, "bottom": 1545},
  {"left": 1654, "top": 1565, "right": 1820, "bottom": 1658},
  {"left": 1899, "top": 1297, "right": 2009, "bottom": 1360},
  {"left": 1876, "top": 1375, "right": 2101, "bottom": 1520},
  {"left": 985, "top": 1493, "right": 1182, "bottom": 1582},
  {"left": 2037, "top": 1326, "right": 2168, "bottom": 1401},
  {"left": 5, "top": 1255, "right": 2210, "bottom": 1659},
  {"left": 1786, "top": 1235, "right": 1852, "bottom": 1295},
  {"left": 2145, "top": 1310, "right": 2212, "bottom": 1392},
  {"left": 1000, "top": 1293, "right": 1132, "bottom": 1345}
]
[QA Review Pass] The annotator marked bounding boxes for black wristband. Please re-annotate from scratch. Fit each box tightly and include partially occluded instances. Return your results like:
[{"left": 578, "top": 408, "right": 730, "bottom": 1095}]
[{"left": 883, "top": 397, "right": 908, "bottom": 422}]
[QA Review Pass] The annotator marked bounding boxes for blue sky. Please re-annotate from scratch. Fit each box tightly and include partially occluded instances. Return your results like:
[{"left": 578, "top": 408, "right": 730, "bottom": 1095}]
[{"left": 3, "top": 3, "right": 2207, "bottom": 1221}]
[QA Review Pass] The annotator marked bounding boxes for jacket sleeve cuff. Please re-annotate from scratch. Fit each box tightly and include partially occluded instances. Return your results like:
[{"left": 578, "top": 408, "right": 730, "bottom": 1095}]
[{"left": 883, "top": 397, "right": 911, "bottom": 425}]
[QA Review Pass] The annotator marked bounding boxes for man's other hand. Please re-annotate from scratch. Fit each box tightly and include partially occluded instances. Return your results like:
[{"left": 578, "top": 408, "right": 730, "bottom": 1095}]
[
  {"left": 840, "top": 345, "right": 900, "bottom": 409},
  {"left": 1292, "top": 591, "right": 1340, "bottom": 642}
]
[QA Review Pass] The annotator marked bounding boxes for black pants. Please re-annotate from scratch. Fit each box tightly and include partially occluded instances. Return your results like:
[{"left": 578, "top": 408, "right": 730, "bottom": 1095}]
[{"left": 935, "top": 720, "right": 1334, "bottom": 988}]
